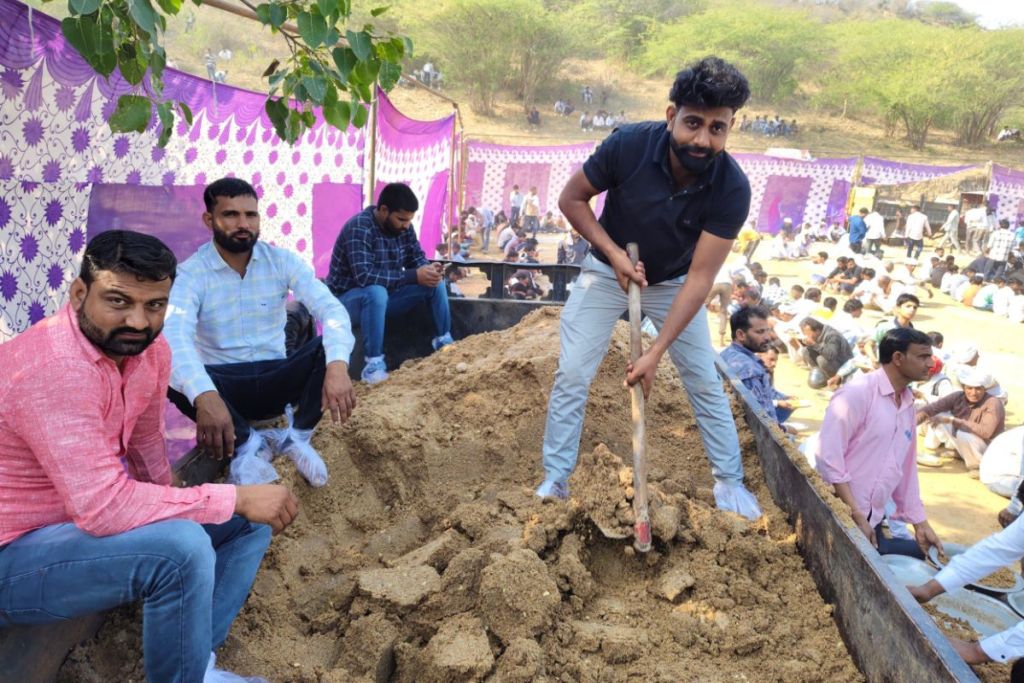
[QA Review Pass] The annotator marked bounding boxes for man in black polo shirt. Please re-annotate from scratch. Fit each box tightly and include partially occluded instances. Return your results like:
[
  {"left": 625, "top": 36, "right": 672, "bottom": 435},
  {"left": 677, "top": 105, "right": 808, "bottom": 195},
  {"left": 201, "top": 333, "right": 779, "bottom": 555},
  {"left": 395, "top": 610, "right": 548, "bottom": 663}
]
[{"left": 536, "top": 56, "right": 762, "bottom": 519}]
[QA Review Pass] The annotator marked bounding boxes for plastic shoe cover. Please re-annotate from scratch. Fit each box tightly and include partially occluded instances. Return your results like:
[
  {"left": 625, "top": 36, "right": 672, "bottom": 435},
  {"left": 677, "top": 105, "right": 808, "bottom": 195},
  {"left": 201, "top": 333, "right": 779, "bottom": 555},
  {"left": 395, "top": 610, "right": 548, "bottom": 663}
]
[
  {"left": 431, "top": 332, "right": 454, "bottom": 351},
  {"left": 283, "top": 428, "right": 328, "bottom": 487},
  {"left": 713, "top": 481, "right": 763, "bottom": 520},
  {"left": 226, "top": 434, "right": 279, "bottom": 485},
  {"left": 205, "top": 652, "right": 268, "bottom": 683},
  {"left": 361, "top": 355, "right": 389, "bottom": 384},
  {"left": 257, "top": 427, "right": 288, "bottom": 461},
  {"left": 534, "top": 479, "right": 569, "bottom": 501}
]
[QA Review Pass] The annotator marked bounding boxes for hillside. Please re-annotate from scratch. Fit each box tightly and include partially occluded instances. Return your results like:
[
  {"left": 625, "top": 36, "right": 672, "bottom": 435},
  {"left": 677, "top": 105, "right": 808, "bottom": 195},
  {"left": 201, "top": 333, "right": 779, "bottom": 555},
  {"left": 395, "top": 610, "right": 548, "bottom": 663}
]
[{"left": 20, "top": 0, "right": 1024, "bottom": 168}]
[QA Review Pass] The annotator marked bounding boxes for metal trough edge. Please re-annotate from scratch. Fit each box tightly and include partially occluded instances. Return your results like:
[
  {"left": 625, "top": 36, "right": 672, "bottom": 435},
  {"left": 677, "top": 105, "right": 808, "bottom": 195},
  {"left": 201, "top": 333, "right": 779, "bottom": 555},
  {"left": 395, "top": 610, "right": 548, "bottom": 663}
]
[{"left": 716, "top": 356, "right": 980, "bottom": 682}]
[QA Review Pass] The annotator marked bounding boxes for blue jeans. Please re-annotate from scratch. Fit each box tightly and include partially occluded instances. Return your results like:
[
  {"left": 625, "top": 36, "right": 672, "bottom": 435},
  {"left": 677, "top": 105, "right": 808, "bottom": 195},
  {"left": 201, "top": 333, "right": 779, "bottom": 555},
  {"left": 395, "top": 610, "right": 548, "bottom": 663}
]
[
  {"left": 339, "top": 282, "right": 451, "bottom": 358},
  {"left": 0, "top": 516, "right": 271, "bottom": 683},
  {"left": 874, "top": 521, "right": 924, "bottom": 559},
  {"left": 905, "top": 238, "right": 924, "bottom": 259},
  {"left": 481, "top": 225, "right": 492, "bottom": 251},
  {"left": 542, "top": 254, "right": 744, "bottom": 485}
]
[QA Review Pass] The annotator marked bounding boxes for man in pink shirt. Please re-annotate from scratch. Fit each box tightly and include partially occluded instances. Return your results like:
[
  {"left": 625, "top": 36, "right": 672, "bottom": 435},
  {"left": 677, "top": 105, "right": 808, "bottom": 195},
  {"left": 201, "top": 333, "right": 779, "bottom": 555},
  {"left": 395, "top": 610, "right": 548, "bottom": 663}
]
[
  {"left": 815, "top": 326, "right": 944, "bottom": 559},
  {"left": 0, "top": 231, "right": 298, "bottom": 683}
]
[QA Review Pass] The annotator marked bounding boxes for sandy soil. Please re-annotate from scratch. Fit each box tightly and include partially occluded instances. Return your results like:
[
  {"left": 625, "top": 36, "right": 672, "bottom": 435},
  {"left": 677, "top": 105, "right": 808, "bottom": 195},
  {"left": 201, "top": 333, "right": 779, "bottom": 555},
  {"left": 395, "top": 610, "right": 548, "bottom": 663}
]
[{"left": 59, "top": 309, "right": 863, "bottom": 683}]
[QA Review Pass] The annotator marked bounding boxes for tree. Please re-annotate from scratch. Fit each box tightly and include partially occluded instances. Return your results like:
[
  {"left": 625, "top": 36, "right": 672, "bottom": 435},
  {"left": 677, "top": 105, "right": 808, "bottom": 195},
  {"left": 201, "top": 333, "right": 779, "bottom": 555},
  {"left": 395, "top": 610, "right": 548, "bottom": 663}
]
[
  {"left": 814, "top": 19, "right": 956, "bottom": 150},
  {"left": 914, "top": 0, "right": 977, "bottom": 27},
  {"left": 946, "top": 29, "right": 1024, "bottom": 145},
  {"left": 408, "top": 0, "right": 570, "bottom": 115},
  {"left": 556, "top": 0, "right": 705, "bottom": 62},
  {"left": 639, "top": 2, "right": 821, "bottom": 103},
  {"left": 49, "top": 0, "right": 412, "bottom": 144}
]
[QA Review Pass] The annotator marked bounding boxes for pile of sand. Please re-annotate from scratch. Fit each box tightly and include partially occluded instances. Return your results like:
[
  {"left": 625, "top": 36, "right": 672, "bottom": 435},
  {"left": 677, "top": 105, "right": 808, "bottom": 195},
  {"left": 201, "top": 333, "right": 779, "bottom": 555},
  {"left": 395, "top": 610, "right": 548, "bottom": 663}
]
[{"left": 60, "top": 307, "right": 863, "bottom": 682}]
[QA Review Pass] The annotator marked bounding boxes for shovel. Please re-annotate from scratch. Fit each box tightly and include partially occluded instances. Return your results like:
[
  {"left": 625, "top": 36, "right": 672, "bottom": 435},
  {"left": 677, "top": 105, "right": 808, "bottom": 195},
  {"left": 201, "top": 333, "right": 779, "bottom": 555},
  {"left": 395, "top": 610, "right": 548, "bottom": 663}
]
[{"left": 626, "top": 243, "right": 652, "bottom": 552}]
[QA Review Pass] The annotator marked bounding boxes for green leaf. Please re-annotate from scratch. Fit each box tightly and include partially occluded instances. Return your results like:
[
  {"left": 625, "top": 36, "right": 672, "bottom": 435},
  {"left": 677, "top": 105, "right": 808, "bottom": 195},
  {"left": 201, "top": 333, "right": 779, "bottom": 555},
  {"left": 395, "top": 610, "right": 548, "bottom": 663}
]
[
  {"left": 265, "top": 97, "right": 289, "bottom": 140},
  {"left": 177, "top": 101, "right": 193, "bottom": 126},
  {"left": 297, "top": 9, "right": 328, "bottom": 48},
  {"left": 128, "top": 0, "right": 159, "bottom": 34},
  {"left": 317, "top": 0, "right": 337, "bottom": 21},
  {"left": 332, "top": 47, "right": 357, "bottom": 84},
  {"left": 117, "top": 43, "right": 147, "bottom": 85},
  {"left": 351, "top": 101, "right": 368, "bottom": 128},
  {"left": 370, "top": 6, "right": 389, "bottom": 17},
  {"left": 148, "top": 42, "right": 166, "bottom": 78},
  {"left": 402, "top": 36, "right": 413, "bottom": 58},
  {"left": 154, "top": 0, "right": 182, "bottom": 15},
  {"left": 61, "top": 14, "right": 117, "bottom": 76},
  {"left": 352, "top": 57, "right": 380, "bottom": 86},
  {"left": 345, "top": 30, "right": 372, "bottom": 61},
  {"left": 255, "top": 3, "right": 286, "bottom": 28},
  {"left": 156, "top": 101, "right": 174, "bottom": 146},
  {"left": 108, "top": 94, "right": 152, "bottom": 133},
  {"left": 378, "top": 60, "right": 401, "bottom": 91},
  {"left": 323, "top": 28, "right": 340, "bottom": 46},
  {"left": 69, "top": 0, "right": 100, "bottom": 16},
  {"left": 286, "top": 109, "right": 303, "bottom": 143},
  {"left": 322, "top": 85, "right": 351, "bottom": 130}
]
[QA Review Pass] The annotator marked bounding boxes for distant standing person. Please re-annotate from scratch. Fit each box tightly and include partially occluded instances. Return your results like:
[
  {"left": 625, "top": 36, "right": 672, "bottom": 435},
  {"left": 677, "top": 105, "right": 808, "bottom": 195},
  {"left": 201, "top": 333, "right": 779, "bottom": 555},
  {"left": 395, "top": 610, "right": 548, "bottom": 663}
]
[
  {"left": 964, "top": 203, "right": 989, "bottom": 254},
  {"left": 864, "top": 207, "right": 886, "bottom": 257},
  {"left": 903, "top": 206, "right": 931, "bottom": 259},
  {"left": 848, "top": 207, "right": 868, "bottom": 254},
  {"left": 535, "top": 57, "right": 762, "bottom": 520},
  {"left": 508, "top": 184, "right": 524, "bottom": 226},
  {"left": 522, "top": 186, "right": 541, "bottom": 237},
  {"left": 937, "top": 205, "right": 961, "bottom": 252}
]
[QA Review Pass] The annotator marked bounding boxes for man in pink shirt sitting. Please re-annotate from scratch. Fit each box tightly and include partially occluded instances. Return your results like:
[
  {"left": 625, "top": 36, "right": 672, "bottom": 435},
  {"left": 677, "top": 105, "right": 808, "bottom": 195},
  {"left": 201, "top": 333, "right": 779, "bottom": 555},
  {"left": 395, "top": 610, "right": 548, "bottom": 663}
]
[
  {"left": 815, "top": 326, "right": 944, "bottom": 559},
  {"left": 0, "top": 231, "right": 297, "bottom": 683}
]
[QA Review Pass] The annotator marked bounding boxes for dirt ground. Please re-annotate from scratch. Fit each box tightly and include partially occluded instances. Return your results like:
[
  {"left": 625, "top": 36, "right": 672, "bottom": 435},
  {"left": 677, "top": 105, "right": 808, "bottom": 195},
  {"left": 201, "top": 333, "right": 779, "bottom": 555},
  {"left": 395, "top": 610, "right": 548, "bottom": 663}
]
[
  {"left": 455, "top": 233, "right": 1018, "bottom": 546},
  {"left": 59, "top": 308, "right": 865, "bottom": 683}
]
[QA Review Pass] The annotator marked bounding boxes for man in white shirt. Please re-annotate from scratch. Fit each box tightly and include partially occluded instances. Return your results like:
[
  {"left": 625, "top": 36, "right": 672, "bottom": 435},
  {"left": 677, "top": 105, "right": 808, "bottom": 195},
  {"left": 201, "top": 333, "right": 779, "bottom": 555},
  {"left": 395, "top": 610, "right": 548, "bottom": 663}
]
[
  {"left": 963, "top": 203, "right": 989, "bottom": 255},
  {"left": 979, "top": 426, "right": 1024, "bottom": 499},
  {"left": 508, "top": 184, "right": 524, "bottom": 226},
  {"left": 993, "top": 277, "right": 1015, "bottom": 316},
  {"left": 936, "top": 206, "right": 960, "bottom": 252},
  {"left": 864, "top": 209, "right": 886, "bottom": 257},
  {"left": 910, "top": 513, "right": 1024, "bottom": 667},
  {"left": 903, "top": 206, "right": 931, "bottom": 260},
  {"left": 521, "top": 186, "right": 541, "bottom": 237},
  {"left": 166, "top": 178, "right": 357, "bottom": 488}
]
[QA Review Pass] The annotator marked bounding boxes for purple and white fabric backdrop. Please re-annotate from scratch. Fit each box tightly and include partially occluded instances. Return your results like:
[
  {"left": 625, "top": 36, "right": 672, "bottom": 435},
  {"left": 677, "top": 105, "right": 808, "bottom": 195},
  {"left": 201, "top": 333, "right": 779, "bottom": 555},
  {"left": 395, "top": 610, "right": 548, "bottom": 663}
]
[
  {"left": 464, "top": 140, "right": 597, "bottom": 219},
  {"left": 733, "top": 154, "right": 858, "bottom": 233},
  {"left": 0, "top": 0, "right": 365, "bottom": 342},
  {"left": 991, "top": 165, "right": 1024, "bottom": 226},
  {"left": 373, "top": 88, "right": 454, "bottom": 253},
  {"left": 859, "top": 156, "right": 977, "bottom": 187}
]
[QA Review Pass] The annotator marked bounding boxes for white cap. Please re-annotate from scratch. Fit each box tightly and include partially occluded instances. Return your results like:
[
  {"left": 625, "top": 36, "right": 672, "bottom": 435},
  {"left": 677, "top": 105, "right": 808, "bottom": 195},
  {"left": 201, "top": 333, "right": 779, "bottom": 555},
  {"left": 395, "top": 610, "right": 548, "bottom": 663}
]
[
  {"left": 953, "top": 343, "right": 979, "bottom": 364},
  {"left": 959, "top": 367, "right": 994, "bottom": 389}
]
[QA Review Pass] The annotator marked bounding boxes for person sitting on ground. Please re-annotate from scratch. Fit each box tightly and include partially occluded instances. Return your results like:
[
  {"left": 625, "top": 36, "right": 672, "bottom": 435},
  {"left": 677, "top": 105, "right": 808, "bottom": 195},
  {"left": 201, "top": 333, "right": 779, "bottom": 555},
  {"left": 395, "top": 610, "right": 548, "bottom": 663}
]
[
  {"left": 798, "top": 316, "right": 853, "bottom": 389},
  {"left": 503, "top": 230, "right": 527, "bottom": 262},
  {"left": 820, "top": 296, "right": 838, "bottom": 318},
  {"left": 541, "top": 211, "right": 558, "bottom": 233},
  {"left": 967, "top": 248, "right": 994, "bottom": 277},
  {"left": 445, "top": 263, "right": 466, "bottom": 298},
  {"left": 166, "top": 178, "right": 356, "bottom": 488},
  {"left": 496, "top": 219, "right": 516, "bottom": 252},
  {"left": 557, "top": 229, "right": 590, "bottom": 265},
  {"left": 972, "top": 276, "right": 1002, "bottom": 312},
  {"left": 909, "top": 513, "right": 1024, "bottom": 671},
  {"left": 929, "top": 255, "right": 954, "bottom": 289},
  {"left": 720, "top": 306, "right": 795, "bottom": 431},
  {"left": 0, "top": 230, "right": 299, "bottom": 683},
  {"left": 519, "top": 241, "right": 541, "bottom": 264},
  {"left": 815, "top": 327, "right": 944, "bottom": 558},
  {"left": 960, "top": 274, "right": 984, "bottom": 307},
  {"left": 978, "top": 426, "right": 1024, "bottom": 500},
  {"left": 941, "top": 264, "right": 966, "bottom": 296},
  {"left": 893, "top": 258, "right": 933, "bottom": 299},
  {"left": 866, "top": 293, "right": 919, "bottom": 364},
  {"left": 830, "top": 298, "right": 866, "bottom": 346},
  {"left": 434, "top": 242, "right": 450, "bottom": 260},
  {"left": 916, "top": 368, "right": 1006, "bottom": 470},
  {"left": 509, "top": 269, "right": 543, "bottom": 300},
  {"left": 761, "top": 276, "right": 787, "bottom": 308},
  {"left": 991, "top": 277, "right": 1014, "bottom": 316},
  {"left": 327, "top": 182, "right": 453, "bottom": 385}
]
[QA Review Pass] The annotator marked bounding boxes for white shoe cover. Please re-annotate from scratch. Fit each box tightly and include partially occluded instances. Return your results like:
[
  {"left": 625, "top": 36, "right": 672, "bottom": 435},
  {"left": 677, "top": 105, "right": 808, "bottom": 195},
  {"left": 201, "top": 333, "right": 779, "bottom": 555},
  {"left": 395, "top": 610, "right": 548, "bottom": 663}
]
[
  {"left": 225, "top": 433, "right": 278, "bottom": 485},
  {"left": 283, "top": 428, "right": 328, "bottom": 487},
  {"left": 205, "top": 652, "right": 269, "bottom": 683},
  {"left": 713, "top": 481, "right": 763, "bottom": 520}
]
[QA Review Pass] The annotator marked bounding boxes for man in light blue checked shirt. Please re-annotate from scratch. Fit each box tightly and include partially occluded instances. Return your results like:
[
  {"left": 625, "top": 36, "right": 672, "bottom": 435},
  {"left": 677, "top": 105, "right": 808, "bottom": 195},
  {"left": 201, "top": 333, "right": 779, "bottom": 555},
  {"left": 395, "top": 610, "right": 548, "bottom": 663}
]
[
  {"left": 327, "top": 183, "right": 453, "bottom": 384},
  {"left": 165, "top": 178, "right": 356, "bottom": 488}
]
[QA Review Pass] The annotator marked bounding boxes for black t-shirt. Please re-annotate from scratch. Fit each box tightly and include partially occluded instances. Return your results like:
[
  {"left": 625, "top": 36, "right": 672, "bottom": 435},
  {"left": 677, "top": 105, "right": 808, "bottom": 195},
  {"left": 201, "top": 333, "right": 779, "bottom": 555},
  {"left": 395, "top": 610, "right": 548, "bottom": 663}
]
[{"left": 583, "top": 121, "right": 751, "bottom": 284}]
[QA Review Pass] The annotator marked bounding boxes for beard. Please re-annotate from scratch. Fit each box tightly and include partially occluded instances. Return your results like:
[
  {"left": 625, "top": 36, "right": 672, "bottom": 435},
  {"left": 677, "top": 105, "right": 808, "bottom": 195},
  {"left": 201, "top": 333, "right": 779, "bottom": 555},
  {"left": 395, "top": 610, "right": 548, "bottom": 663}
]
[
  {"left": 77, "top": 306, "right": 160, "bottom": 357},
  {"left": 213, "top": 226, "right": 259, "bottom": 254},
  {"left": 669, "top": 136, "right": 718, "bottom": 175}
]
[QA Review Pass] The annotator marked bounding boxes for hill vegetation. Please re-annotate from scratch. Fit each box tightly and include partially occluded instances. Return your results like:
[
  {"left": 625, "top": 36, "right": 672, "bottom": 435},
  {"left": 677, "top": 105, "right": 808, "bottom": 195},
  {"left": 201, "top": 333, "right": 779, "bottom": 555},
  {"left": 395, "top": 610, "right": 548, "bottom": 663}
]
[{"left": 26, "top": 0, "right": 1024, "bottom": 165}]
